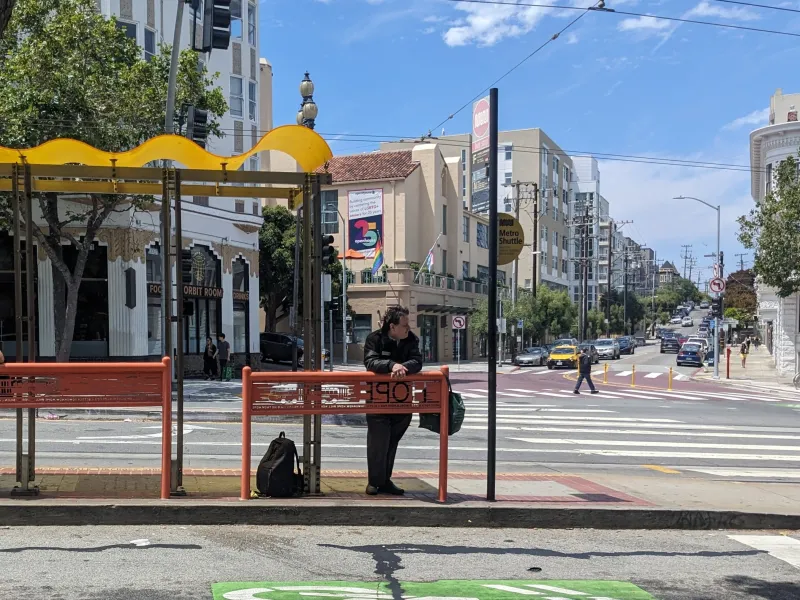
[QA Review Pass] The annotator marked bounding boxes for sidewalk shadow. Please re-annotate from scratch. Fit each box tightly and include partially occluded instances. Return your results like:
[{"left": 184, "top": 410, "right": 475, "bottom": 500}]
[
  {"left": 724, "top": 576, "right": 800, "bottom": 600},
  {"left": 319, "top": 542, "right": 763, "bottom": 600}
]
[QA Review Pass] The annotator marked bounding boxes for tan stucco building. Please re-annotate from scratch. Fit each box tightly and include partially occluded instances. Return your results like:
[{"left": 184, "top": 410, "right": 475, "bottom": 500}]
[{"left": 316, "top": 144, "right": 510, "bottom": 362}]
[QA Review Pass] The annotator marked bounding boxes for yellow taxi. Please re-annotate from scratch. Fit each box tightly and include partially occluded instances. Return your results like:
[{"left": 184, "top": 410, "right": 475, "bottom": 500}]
[{"left": 547, "top": 345, "right": 580, "bottom": 370}]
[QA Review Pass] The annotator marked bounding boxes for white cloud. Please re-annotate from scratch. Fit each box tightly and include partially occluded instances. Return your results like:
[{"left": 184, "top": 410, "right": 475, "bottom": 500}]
[
  {"left": 442, "top": 2, "right": 550, "bottom": 47},
  {"left": 565, "top": 31, "right": 579, "bottom": 44},
  {"left": 422, "top": 26, "right": 436, "bottom": 35},
  {"left": 599, "top": 153, "right": 752, "bottom": 260},
  {"left": 605, "top": 80, "right": 622, "bottom": 96},
  {"left": 617, "top": 15, "right": 672, "bottom": 33},
  {"left": 684, "top": 0, "right": 760, "bottom": 21},
  {"left": 722, "top": 108, "right": 770, "bottom": 131}
]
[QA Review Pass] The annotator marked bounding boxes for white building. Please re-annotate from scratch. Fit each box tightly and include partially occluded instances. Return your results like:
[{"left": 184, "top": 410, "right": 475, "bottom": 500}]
[
  {"left": 0, "top": 1, "right": 265, "bottom": 369},
  {"left": 749, "top": 88, "right": 800, "bottom": 373},
  {"left": 569, "top": 156, "right": 603, "bottom": 309}
]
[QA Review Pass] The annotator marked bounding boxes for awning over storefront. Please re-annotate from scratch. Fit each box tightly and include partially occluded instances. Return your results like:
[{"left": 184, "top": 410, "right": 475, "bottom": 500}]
[{"left": 417, "top": 304, "right": 476, "bottom": 315}]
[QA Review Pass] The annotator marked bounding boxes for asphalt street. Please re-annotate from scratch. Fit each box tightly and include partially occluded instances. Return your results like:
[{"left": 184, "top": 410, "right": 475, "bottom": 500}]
[{"left": 0, "top": 525, "right": 798, "bottom": 599}]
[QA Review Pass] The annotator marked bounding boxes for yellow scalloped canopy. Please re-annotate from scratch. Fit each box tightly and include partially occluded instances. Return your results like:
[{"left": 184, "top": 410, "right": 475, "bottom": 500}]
[{"left": 0, "top": 125, "right": 332, "bottom": 172}]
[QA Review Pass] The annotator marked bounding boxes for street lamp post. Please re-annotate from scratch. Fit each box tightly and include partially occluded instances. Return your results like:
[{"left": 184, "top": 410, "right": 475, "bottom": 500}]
[
  {"left": 297, "top": 72, "right": 318, "bottom": 130},
  {"left": 675, "top": 196, "right": 721, "bottom": 380}
]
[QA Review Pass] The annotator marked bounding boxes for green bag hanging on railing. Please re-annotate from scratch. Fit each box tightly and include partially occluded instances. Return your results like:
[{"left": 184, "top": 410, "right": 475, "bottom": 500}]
[{"left": 419, "top": 377, "right": 465, "bottom": 435}]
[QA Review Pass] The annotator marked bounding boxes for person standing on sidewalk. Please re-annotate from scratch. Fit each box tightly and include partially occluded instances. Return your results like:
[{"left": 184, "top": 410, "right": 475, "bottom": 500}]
[
  {"left": 574, "top": 347, "right": 598, "bottom": 395},
  {"left": 203, "top": 337, "right": 218, "bottom": 380},
  {"left": 217, "top": 333, "right": 231, "bottom": 381},
  {"left": 363, "top": 305, "right": 423, "bottom": 496},
  {"left": 740, "top": 339, "right": 749, "bottom": 368}
]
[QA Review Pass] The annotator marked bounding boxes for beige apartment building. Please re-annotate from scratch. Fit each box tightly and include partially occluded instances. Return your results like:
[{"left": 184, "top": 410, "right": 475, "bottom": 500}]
[
  {"left": 314, "top": 144, "right": 510, "bottom": 362},
  {"left": 382, "top": 128, "right": 573, "bottom": 295}
]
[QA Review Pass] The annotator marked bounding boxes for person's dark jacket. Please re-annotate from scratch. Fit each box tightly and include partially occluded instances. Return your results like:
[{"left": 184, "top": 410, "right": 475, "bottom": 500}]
[
  {"left": 363, "top": 330, "right": 423, "bottom": 374},
  {"left": 578, "top": 352, "right": 592, "bottom": 374}
]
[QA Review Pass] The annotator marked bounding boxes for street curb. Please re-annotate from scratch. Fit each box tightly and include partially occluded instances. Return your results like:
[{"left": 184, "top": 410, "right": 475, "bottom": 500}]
[{"left": 0, "top": 503, "right": 798, "bottom": 529}]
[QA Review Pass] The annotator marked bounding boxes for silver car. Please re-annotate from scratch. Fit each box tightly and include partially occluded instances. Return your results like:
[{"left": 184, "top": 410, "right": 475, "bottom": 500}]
[
  {"left": 514, "top": 347, "right": 547, "bottom": 367},
  {"left": 594, "top": 338, "right": 620, "bottom": 360}
]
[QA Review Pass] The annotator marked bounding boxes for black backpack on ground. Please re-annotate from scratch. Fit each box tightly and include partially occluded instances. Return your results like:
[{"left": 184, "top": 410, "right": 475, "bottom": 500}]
[{"left": 256, "top": 432, "right": 303, "bottom": 497}]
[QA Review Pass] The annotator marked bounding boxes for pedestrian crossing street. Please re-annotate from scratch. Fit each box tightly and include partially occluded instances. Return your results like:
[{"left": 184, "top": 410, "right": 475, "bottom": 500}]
[{"left": 447, "top": 388, "right": 800, "bottom": 479}]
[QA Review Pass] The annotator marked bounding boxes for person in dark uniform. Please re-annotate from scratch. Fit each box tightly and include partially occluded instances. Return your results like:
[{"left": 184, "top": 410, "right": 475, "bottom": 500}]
[
  {"left": 574, "top": 346, "right": 598, "bottom": 395},
  {"left": 363, "top": 305, "right": 423, "bottom": 496}
]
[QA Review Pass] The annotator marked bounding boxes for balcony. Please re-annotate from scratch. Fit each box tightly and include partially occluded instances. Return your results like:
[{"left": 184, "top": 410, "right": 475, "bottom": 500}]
[{"left": 346, "top": 268, "right": 501, "bottom": 296}]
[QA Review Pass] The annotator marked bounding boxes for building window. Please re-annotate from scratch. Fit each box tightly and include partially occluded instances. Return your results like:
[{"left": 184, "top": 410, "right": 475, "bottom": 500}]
[
  {"left": 564, "top": 166, "right": 569, "bottom": 182},
  {"left": 553, "top": 202, "right": 558, "bottom": 221},
  {"left": 462, "top": 261, "right": 470, "bottom": 279},
  {"left": 562, "top": 237, "right": 568, "bottom": 252},
  {"left": 553, "top": 156, "right": 559, "bottom": 174},
  {"left": 322, "top": 190, "right": 339, "bottom": 234},
  {"left": 353, "top": 315, "right": 373, "bottom": 344},
  {"left": 441, "top": 249, "right": 447, "bottom": 275},
  {"left": 144, "top": 28, "right": 156, "bottom": 61},
  {"left": 232, "top": 258, "right": 250, "bottom": 354},
  {"left": 247, "top": 1, "right": 256, "bottom": 44},
  {"left": 766, "top": 162, "right": 773, "bottom": 195},
  {"left": 442, "top": 204, "right": 447, "bottom": 235},
  {"left": 541, "top": 225, "right": 548, "bottom": 241},
  {"left": 249, "top": 155, "right": 258, "bottom": 171},
  {"left": 562, "top": 258, "right": 568, "bottom": 274},
  {"left": 248, "top": 80, "right": 257, "bottom": 121},
  {"left": 461, "top": 174, "right": 466, "bottom": 198},
  {"left": 253, "top": 201, "right": 260, "bottom": 216},
  {"left": 476, "top": 223, "right": 489, "bottom": 249},
  {"left": 504, "top": 172, "right": 512, "bottom": 185},
  {"left": 462, "top": 215, "right": 470, "bottom": 242},
  {"left": 115, "top": 20, "right": 136, "bottom": 41},
  {"left": 553, "top": 231, "right": 558, "bottom": 247},
  {"left": 552, "top": 256, "right": 557, "bottom": 271},
  {"left": 524, "top": 278, "right": 531, "bottom": 289},
  {"left": 235, "top": 200, "right": 244, "bottom": 213},
  {"left": 541, "top": 251, "right": 547, "bottom": 269},
  {"left": 231, "top": 0, "right": 243, "bottom": 39},
  {"left": 477, "top": 265, "right": 490, "bottom": 284},
  {"left": 505, "top": 145, "right": 512, "bottom": 160},
  {"left": 230, "top": 76, "right": 244, "bottom": 117}
]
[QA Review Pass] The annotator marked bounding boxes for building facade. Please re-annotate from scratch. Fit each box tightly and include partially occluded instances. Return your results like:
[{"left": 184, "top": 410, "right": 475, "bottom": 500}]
[
  {"left": 569, "top": 156, "right": 603, "bottom": 309},
  {"left": 313, "top": 145, "right": 510, "bottom": 362},
  {"left": 0, "top": 2, "right": 265, "bottom": 367},
  {"left": 749, "top": 88, "right": 800, "bottom": 373}
]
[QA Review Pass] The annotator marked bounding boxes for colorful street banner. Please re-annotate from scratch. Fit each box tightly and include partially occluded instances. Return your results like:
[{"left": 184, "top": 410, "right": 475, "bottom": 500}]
[
  {"left": 348, "top": 188, "right": 383, "bottom": 258},
  {"left": 212, "top": 579, "right": 658, "bottom": 600}
]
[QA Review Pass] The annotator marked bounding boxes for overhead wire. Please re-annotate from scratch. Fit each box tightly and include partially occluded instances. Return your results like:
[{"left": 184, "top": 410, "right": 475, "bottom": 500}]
[{"left": 709, "top": 0, "right": 800, "bottom": 15}]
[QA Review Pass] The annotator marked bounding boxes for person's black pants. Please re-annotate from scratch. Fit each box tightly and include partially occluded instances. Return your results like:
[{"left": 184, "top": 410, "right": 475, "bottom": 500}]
[
  {"left": 575, "top": 372, "right": 596, "bottom": 392},
  {"left": 366, "top": 413, "right": 412, "bottom": 487},
  {"left": 219, "top": 359, "right": 228, "bottom": 380}
]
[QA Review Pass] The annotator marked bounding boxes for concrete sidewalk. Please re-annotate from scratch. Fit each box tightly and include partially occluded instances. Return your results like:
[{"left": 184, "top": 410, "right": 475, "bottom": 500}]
[
  {"left": 694, "top": 344, "right": 799, "bottom": 393},
  {"left": 1, "top": 466, "right": 799, "bottom": 530}
]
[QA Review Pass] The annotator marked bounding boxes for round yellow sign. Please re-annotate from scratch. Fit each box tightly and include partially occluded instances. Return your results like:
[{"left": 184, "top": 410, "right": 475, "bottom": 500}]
[{"left": 497, "top": 213, "right": 525, "bottom": 265}]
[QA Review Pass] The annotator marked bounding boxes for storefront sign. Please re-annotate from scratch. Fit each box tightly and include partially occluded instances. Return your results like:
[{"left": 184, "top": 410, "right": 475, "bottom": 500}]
[
  {"left": 497, "top": 213, "right": 525, "bottom": 265},
  {"left": 348, "top": 188, "right": 383, "bottom": 257},
  {"left": 147, "top": 283, "right": 224, "bottom": 299},
  {"left": 232, "top": 290, "right": 249, "bottom": 302}
]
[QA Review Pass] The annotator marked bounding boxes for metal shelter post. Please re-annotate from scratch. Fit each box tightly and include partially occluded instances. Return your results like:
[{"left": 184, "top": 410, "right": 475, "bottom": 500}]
[
  {"left": 23, "top": 164, "right": 36, "bottom": 487},
  {"left": 161, "top": 169, "right": 176, "bottom": 493},
  {"left": 172, "top": 168, "right": 187, "bottom": 495},
  {"left": 311, "top": 173, "right": 323, "bottom": 492},
  {"left": 486, "top": 87, "right": 499, "bottom": 502}
]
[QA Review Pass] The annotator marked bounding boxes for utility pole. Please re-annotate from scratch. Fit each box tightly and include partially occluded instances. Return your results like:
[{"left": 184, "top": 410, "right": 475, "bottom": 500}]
[
  {"left": 581, "top": 203, "right": 590, "bottom": 342},
  {"left": 623, "top": 249, "right": 629, "bottom": 336},
  {"left": 511, "top": 183, "right": 520, "bottom": 306},
  {"left": 735, "top": 252, "right": 747, "bottom": 272},
  {"left": 605, "top": 220, "right": 613, "bottom": 337},
  {"left": 680, "top": 244, "right": 692, "bottom": 279}
]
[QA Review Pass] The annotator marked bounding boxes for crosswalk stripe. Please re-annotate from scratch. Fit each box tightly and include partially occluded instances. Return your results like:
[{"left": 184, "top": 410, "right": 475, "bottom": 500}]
[
  {"left": 510, "top": 437, "right": 800, "bottom": 452},
  {"left": 661, "top": 392, "right": 706, "bottom": 400},
  {"left": 616, "top": 370, "right": 633, "bottom": 377},
  {"left": 592, "top": 370, "right": 604, "bottom": 376},
  {"left": 489, "top": 426, "right": 800, "bottom": 441},
  {"left": 562, "top": 389, "right": 665, "bottom": 400},
  {"left": 457, "top": 392, "right": 486, "bottom": 399},
  {"left": 467, "top": 407, "right": 610, "bottom": 413},
  {"left": 644, "top": 372, "right": 663, "bottom": 379},
  {"left": 728, "top": 535, "right": 800, "bottom": 569},
  {"left": 689, "top": 468, "right": 800, "bottom": 477},
  {"left": 468, "top": 415, "right": 680, "bottom": 423},
  {"left": 460, "top": 420, "right": 800, "bottom": 432}
]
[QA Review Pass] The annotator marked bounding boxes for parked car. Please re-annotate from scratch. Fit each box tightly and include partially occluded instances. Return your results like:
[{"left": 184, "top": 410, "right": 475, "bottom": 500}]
[
  {"left": 681, "top": 317, "right": 693, "bottom": 327},
  {"left": 677, "top": 342, "right": 705, "bottom": 367},
  {"left": 594, "top": 338, "right": 620, "bottom": 360},
  {"left": 670, "top": 316, "right": 682, "bottom": 325},
  {"left": 686, "top": 336, "right": 709, "bottom": 351},
  {"left": 618, "top": 336, "right": 635, "bottom": 355},
  {"left": 578, "top": 342, "right": 600, "bottom": 364},
  {"left": 547, "top": 345, "right": 580, "bottom": 369},
  {"left": 660, "top": 333, "right": 681, "bottom": 354},
  {"left": 514, "top": 347, "right": 547, "bottom": 367},
  {"left": 677, "top": 334, "right": 689, "bottom": 346},
  {"left": 261, "top": 332, "right": 303, "bottom": 364},
  {"left": 552, "top": 337, "right": 579, "bottom": 348},
  {"left": 700, "top": 301, "right": 709, "bottom": 309},
  {"left": 635, "top": 335, "right": 646, "bottom": 347}
]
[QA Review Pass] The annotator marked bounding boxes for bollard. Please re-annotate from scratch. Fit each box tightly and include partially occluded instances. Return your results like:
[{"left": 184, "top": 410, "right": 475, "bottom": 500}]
[
  {"left": 631, "top": 364, "right": 636, "bottom": 388},
  {"left": 726, "top": 347, "right": 731, "bottom": 379},
  {"left": 668, "top": 367, "right": 673, "bottom": 391},
  {"left": 603, "top": 362, "right": 609, "bottom": 384}
]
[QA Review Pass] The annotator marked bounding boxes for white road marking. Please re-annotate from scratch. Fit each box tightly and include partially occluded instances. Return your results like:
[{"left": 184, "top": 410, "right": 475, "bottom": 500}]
[
  {"left": 468, "top": 415, "right": 680, "bottom": 423},
  {"left": 129, "top": 539, "right": 150, "bottom": 547},
  {"left": 510, "top": 437, "right": 800, "bottom": 452},
  {"left": 489, "top": 426, "right": 800, "bottom": 441},
  {"left": 526, "top": 584, "right": 588, "bottom": 595},
  {"left": 728, "top": 535, "right": 800, "bottom": 569},
  {"left": 644, "top": 372, "right": 663, "bottom": 379},
  {"left": 483, "top": 584, "right": 543, "bottom": 595},
  {"left": 689, "top": 468, "right": 800, "bottom": 478},
  {"left": 615, "top": 371, "right": 633, "bottom": 377},
  {"left": 563, "top": 389, "right": 666, "bottom": 400},
  {"left": 458, "top": 392, "right": 487, "bottom": 399}
]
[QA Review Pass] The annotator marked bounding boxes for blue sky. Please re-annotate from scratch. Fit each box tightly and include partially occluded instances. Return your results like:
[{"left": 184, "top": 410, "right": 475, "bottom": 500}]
[{"left": 259, "top": 0, "right": 800, "bottom": 284}]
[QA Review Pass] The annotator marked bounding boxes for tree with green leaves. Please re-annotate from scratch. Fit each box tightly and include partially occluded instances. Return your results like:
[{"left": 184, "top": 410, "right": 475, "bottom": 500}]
[
  {"left": 739, "top": 152, "right": 800, "bottom": 298},
  {"left": 724, "top": 269, "right": 756, "bottom": 315},
  {"left": 0, "top": 0, "right": 227, "bottom": 360},
  {"left": 724, "top": 307, "right": 752, "bottom": 325}
]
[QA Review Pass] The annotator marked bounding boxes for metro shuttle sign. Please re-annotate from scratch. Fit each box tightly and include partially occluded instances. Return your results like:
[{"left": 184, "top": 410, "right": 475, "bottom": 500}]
[{"left": 472, "top": 96, "right": 491, "bottom": 153}]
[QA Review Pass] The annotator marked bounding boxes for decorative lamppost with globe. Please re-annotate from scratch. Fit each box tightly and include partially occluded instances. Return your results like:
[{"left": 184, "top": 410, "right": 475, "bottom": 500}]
[{"left": 297, "top": 72, "right": 318, "bottom": 130}]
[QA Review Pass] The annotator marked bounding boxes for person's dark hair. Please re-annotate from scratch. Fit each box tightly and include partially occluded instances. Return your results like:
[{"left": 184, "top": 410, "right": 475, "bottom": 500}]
[
  {"left": 218, "top": 333, "right": 226, "bottom": 339},
  {"left": 381, "top": 305, "right": 410, "bottom": 333}
]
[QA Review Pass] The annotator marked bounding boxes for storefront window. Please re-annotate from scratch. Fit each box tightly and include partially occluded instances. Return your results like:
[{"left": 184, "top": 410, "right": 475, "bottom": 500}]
[
  {"left": 452, "top": 328, "right": 467, "bottom": 360},
  {"left": 0, "top": 233, "right": 38, "bottom": 359},
  {"left": 232, "top": 257, "right": 249, "bottom": 355},
  {"left": 146, "top": 245, "right": 162, "bottom": 355},
  {"left": 419, "top": 315, "right": 438, "bottom": 363},
  {"left": 353, "top": 315, "right": 372, "bottom": 344}
]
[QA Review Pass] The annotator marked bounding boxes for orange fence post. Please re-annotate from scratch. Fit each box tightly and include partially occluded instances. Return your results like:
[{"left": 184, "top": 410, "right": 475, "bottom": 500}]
[
  {"left": 603, "top": 363, "right": 608, "bottom": 384},
  {"left": 241, "top": 366, "right": 252, "bottom": 500},
  {"left": 438, "top": 366, "right": 450, "bottom": 503},
  {"left": 161, "top": 357, "right": 172, "bottom": 500}
]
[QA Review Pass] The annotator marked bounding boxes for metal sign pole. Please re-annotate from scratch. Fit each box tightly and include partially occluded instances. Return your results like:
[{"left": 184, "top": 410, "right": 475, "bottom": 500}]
[
  {"left": 486, "top": 87, "right": 499, "bottom": 502},
  {"left": 172, "top": 169, "right": 186, "bottom": 495},
  {"left": 23, "top": 164, "right": 36, "bottom": 489}
]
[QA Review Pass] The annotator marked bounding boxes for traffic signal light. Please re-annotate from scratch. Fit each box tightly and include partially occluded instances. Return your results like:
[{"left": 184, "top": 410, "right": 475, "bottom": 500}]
[
  {"left": 202, "top": 0, "right": 232, "bottom": 53},
  {"left": 181, "top": 249, "right": 193, "bottom": 284},
  {"left": 186, "top": 106, "right": 209, "bottom": 148},
  {"left": 711, "top": 296, "right": 723, "bottom": 318},
  {"left": 321, "top": 234, "right": 335, "bottom": 267}
]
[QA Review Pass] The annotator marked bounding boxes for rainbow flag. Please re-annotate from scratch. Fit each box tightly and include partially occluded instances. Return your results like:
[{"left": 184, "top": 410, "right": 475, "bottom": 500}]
[{"left": 371, "top": 239, "right": 384, "bottom": 276}]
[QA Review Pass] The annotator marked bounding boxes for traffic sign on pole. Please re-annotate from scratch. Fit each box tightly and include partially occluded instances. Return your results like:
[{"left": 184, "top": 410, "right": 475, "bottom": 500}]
[
  {"left": 709, "top": 277, "right": 726, "bottom": 294},
  {"left": 452, "top": 315, "right": 466, "bottom": 330}
]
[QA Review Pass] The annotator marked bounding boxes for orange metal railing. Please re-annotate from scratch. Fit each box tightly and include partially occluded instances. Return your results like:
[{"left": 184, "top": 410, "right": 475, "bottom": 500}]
[
  {"left": 0, "top": 358, "right": 172, "bottom": 499},
  {"left": 241, "top": 366, "right": 450, "bottom": 502}
]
